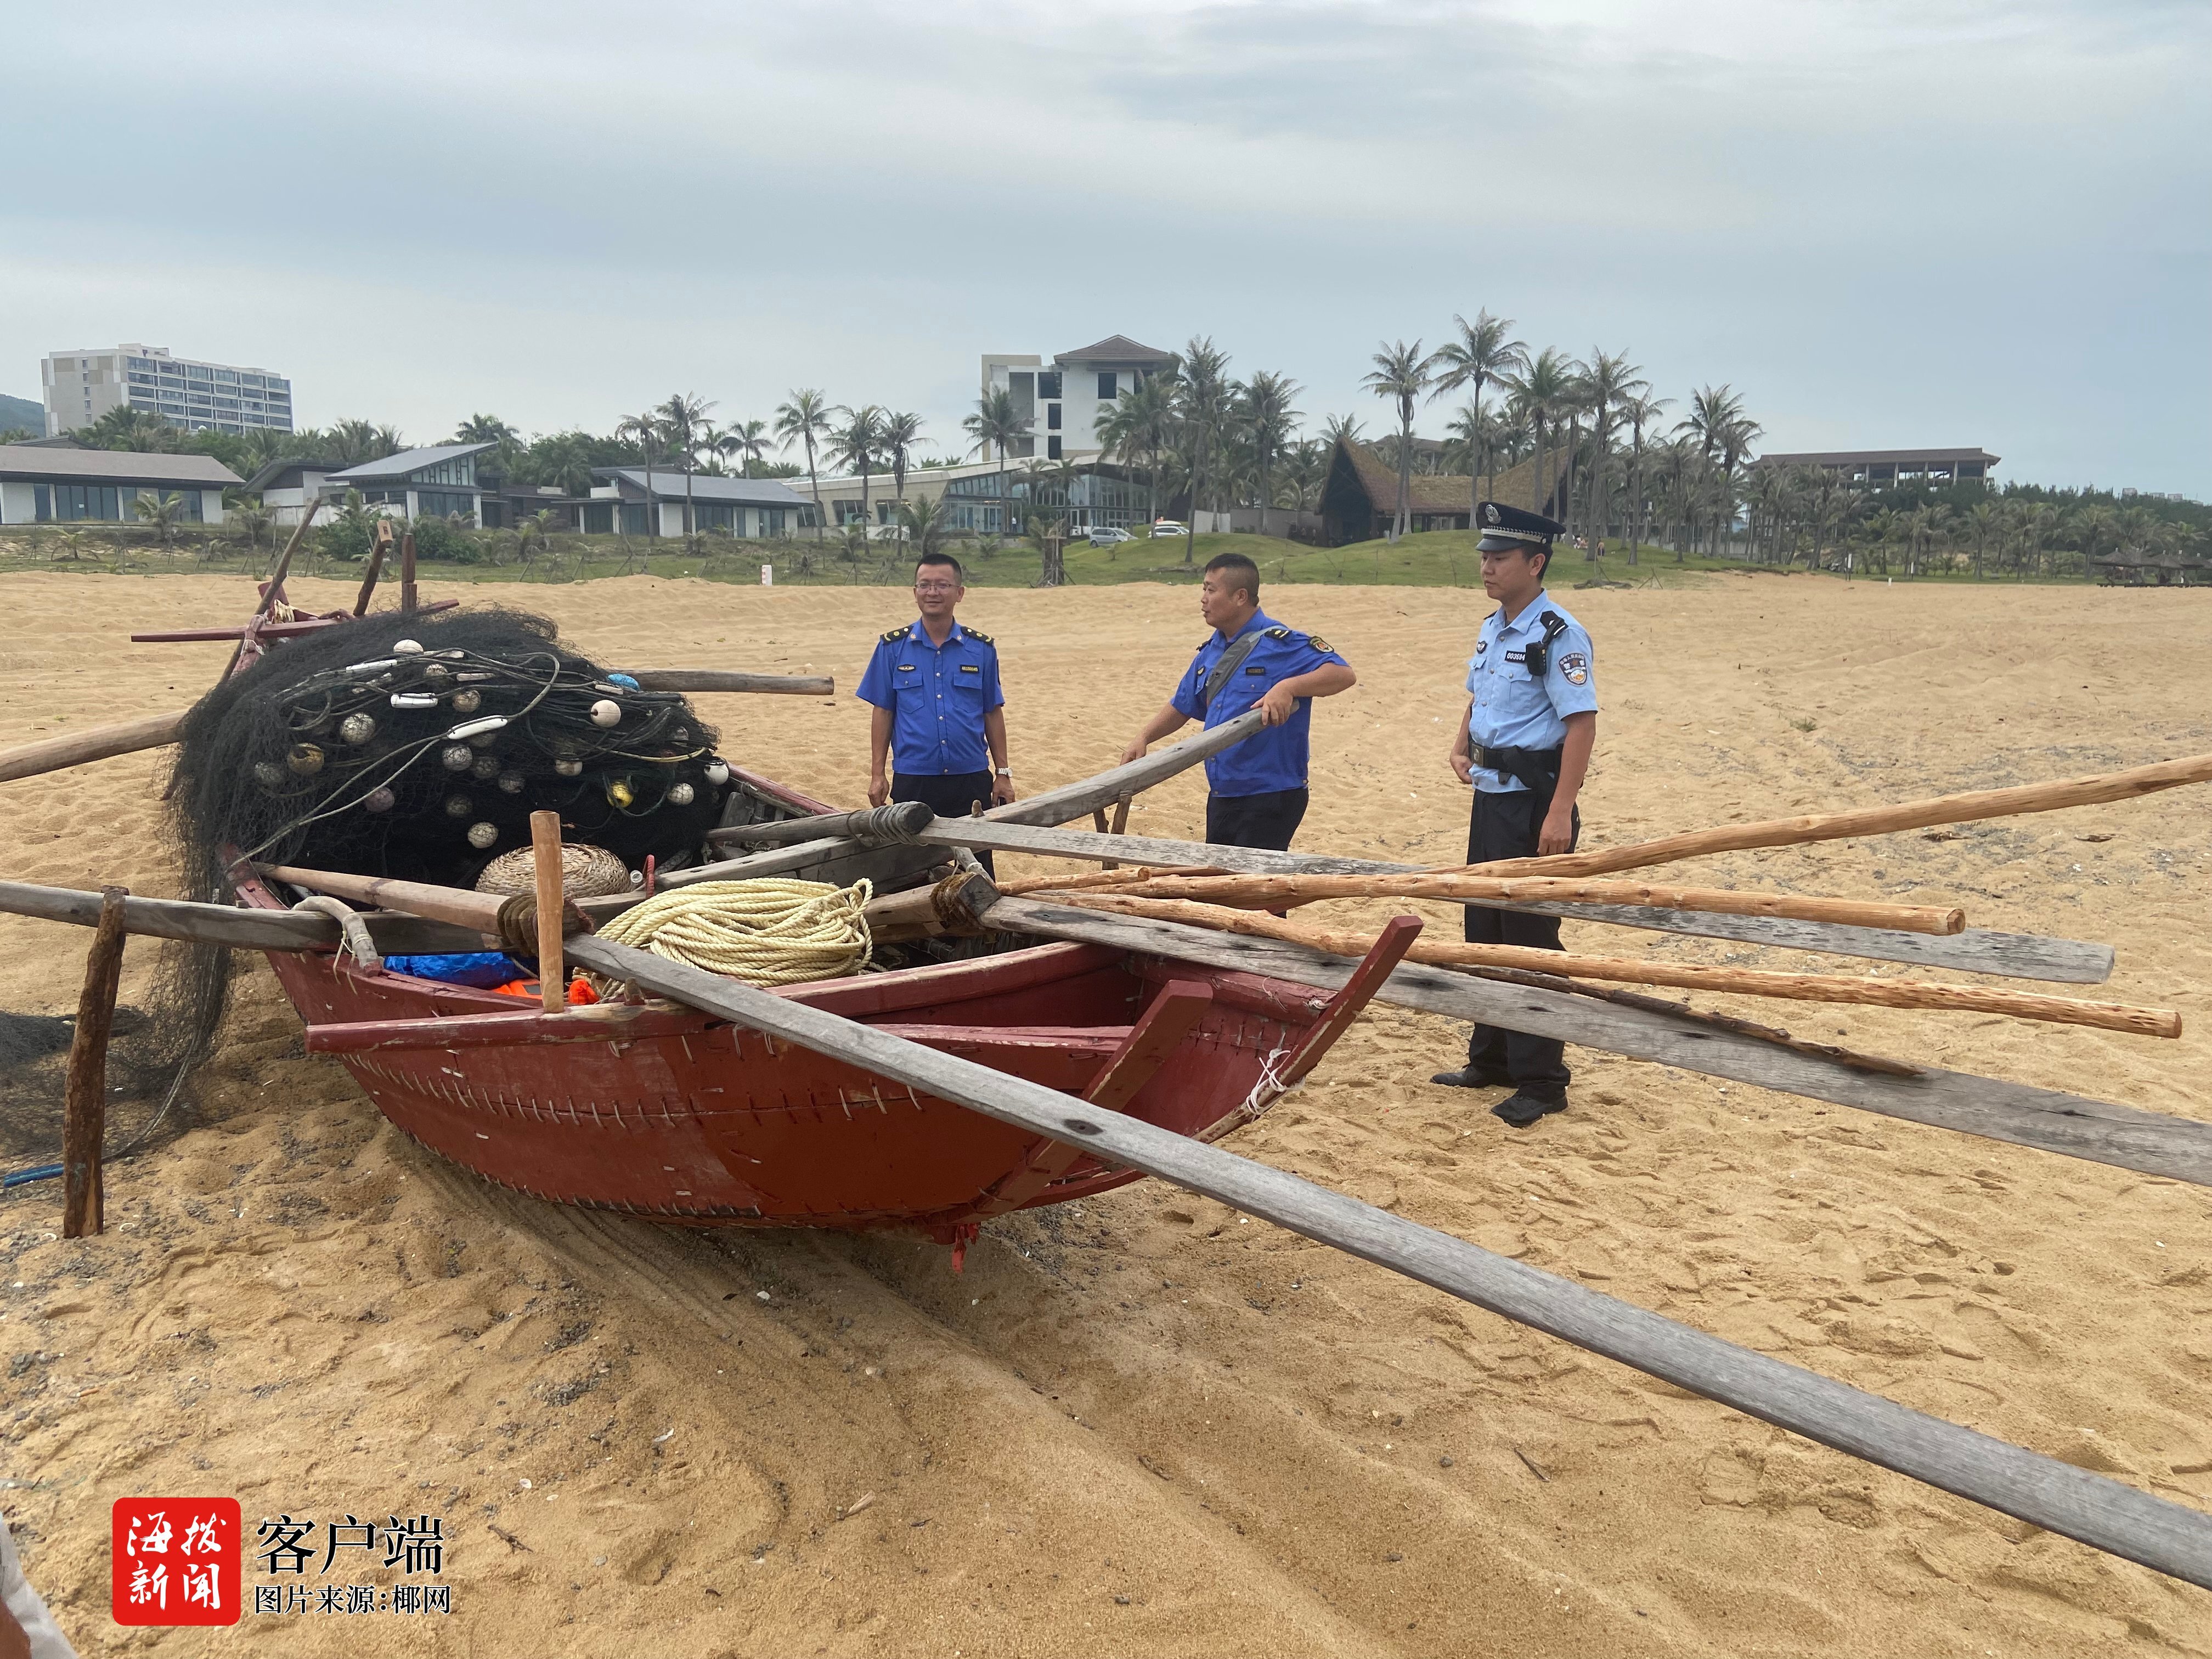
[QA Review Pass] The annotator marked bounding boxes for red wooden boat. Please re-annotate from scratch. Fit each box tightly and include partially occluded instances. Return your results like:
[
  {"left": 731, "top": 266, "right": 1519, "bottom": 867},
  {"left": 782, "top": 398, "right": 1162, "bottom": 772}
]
[{"left": 250, "top": 768, "right": 1395, "bottom": 1244}]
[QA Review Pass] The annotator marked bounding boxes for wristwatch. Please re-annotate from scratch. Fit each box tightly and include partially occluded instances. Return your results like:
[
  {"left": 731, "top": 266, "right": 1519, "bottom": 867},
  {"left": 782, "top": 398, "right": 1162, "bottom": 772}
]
[{"left": 995, "top": 767, "right": 1012, "bottom": 777}]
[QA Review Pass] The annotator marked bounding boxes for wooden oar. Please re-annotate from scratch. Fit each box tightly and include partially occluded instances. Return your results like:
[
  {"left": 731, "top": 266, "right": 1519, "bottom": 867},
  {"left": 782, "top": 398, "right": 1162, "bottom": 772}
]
[
  {"left": 1048, "top": 894, "right": 2180, "bottom": 1039},
  {"left": 0, "top": 711, "right": 189, "bottom": 786},
  {"left": 538, "top": 929, "right": 2212, "bottom": 1591},
  {"left": 1080, "top": 870, "right": 1967, "bottom": 937},
  {"left": 1471, "top": 751, "right": 2212, "bottom": 879}
]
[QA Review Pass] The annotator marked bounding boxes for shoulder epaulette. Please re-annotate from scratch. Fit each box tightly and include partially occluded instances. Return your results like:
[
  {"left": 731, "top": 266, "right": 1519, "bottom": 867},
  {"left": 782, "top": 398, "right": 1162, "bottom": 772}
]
[
  {"left": 1264, "top": 625, "right": 1291, "bottom": 639},
  {"left": 963, "top": 627, "right": 995, "bottom": 645},
  {"left": 881, "top": 625, "right": 910, "bottom": 644}
]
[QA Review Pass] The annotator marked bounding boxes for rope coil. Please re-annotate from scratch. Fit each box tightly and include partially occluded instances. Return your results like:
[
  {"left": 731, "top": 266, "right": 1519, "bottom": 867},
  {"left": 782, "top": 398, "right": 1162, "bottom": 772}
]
[{"left": 585, "top": 878, "right": 874, "bottom": 995}]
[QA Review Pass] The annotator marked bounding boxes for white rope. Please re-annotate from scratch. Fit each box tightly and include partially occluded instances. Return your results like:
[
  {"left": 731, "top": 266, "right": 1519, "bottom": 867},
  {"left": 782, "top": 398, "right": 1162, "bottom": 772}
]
[
  {"left": 1231, "top": 1042, "right": 1295, "bottom": 1126},
  {"left": 586, "top": 878, "right": 873, "bottom": 995}
]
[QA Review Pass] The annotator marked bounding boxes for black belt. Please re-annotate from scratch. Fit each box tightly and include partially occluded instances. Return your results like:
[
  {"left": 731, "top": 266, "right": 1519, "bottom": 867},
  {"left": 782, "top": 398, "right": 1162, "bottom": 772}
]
[{"left": 1472, "top": 743, "right": 1564, "bottom": 800}]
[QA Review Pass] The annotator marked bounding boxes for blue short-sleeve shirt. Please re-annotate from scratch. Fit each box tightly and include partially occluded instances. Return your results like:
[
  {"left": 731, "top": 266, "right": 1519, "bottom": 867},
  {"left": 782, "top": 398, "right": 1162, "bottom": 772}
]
[
  {"left": 1465, "top": 591, "right": 1598, "bottom": 794},
  {"left": 857, "top": 619, "right": 1004, "bottom": 776},
  {"left": 1169, "top": 610, "right": 1348, "bottom": 798}
]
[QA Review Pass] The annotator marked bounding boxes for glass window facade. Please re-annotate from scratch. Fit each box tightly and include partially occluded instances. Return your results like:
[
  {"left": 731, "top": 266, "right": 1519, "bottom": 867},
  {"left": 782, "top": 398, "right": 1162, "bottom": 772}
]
[
  {"left": 1097, "top": 372, "right": 1117, "bottom": 399},
  {"left": 47, "top": 484, "right": 124, "bottom": 521},
  {"left": 1037, "top": 372, "right": 1062, "bottom": 399},
  {"left": 408, "top": 456, "right": 477, "bottom": 487},
  {"left": 415, "top": 489, "right": 475, "bottom": 521}
]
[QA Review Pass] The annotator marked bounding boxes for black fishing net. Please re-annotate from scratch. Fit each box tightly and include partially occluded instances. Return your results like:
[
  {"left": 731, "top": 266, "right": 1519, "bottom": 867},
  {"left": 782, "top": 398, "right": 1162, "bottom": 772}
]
[{"left": 5, "top": 606, "right": 741, "bottom": 1193}]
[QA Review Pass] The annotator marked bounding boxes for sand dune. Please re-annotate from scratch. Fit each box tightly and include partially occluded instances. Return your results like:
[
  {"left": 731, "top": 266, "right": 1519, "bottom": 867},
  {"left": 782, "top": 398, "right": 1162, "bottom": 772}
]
[{"left": 2, "top": 569, "right": 2208, "bottom": 1656}]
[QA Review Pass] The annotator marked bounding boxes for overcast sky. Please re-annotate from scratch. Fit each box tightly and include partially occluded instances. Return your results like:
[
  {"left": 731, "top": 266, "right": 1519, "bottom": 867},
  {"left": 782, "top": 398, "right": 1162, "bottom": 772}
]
[{"left": 4, "top": 1, "right": 2205, "bottom": 492}]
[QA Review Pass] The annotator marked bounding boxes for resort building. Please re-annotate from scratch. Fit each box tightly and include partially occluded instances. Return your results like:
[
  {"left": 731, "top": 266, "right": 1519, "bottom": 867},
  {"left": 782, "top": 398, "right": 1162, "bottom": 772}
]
[
  {"left": 979, "top": 335, "right": 1176, "bottom": 461},
  {"left": 583, "top": 468, "right": 815, "bottom": 538},
  {"left": 1751, "top": 447, "right": 1999, "bottom": 487},
  {"left": 803, "top": 454, "right": 1155, "bottom": 537},
  {"left": 1317, "top": 437, "right": 1566, "bottom": 546},
  {"left": 0, "top": 442, "right": 239, "bottom": 525},
  {"left": 249, "top": 444, "right": 493, "bottom": 527},
  {"left": 41, "top": 345, "right": 294, "bottom": 438}
]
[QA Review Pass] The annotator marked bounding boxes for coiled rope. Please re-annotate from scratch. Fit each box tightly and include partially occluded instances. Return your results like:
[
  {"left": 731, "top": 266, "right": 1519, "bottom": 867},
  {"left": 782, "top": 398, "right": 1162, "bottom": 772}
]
[{"left": 584, "top": 878, "right": 874, "bottom": 995}]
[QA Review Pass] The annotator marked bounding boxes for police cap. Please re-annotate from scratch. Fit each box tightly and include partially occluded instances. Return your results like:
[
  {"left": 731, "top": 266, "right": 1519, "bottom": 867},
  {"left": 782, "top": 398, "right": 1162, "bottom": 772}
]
[{"left": 1476, "top": 500, "right": 1565, "bottom": 553}]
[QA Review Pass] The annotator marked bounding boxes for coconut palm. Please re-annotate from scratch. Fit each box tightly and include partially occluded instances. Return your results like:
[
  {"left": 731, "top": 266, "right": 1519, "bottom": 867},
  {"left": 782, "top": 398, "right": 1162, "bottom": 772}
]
[
  {"left": 879, "top": 411, "right": 924, "bottom": 546},
  {"left": 1499, "top": 347, "right": 1577, "bottom": 518},
  {"left": 1094, "top": 373, "right": 1179, "bottom": 527},
  {"left": 1172, "top": 338, "right": 1232, "bottom": 562},
  {"left": 729, "top": 419, "right": 771, "bottom": 476},
  {"left": 656, "top": 392, "right": 717, "bottom": 537},
  {"left": 1429, "top": 310, "right": 1526, "bottom": 517},
  {"left": 827, "top": 405, "right": 887, "bottom": 534},
  {"left": 1574, "top": 349, "right": 1645, "bottom": 551},
  {"left": 132, "top": 490, "right": 188, "bottom": 546},
  {"left": 613, "top": 409, "right": 669, "bottom": 538},
  {"left": 962, "top": 388, "right": 1030, "bottom": 541},
  {"left": 326, "top": 420, "right": 404, "bottom": 466},
  {"left": 774, "top": 390, "right": 835, "bottom": 539},
  {"left": 1238, "top": 371, "right": 1302, "bottom": 538},
  {"left": 1276, "top": 437, "right": 1328, "bottom": 515},
  {"left": 1616, "top": 392, "right": 1671, "bottom": 559},
  {"left": 898, "top": 493, "right": 956, "bottom": 561},
  {"left": 1361, "top": 340, "right": 1436, "bottom": 541},
  {"left": 79, "top": 407, "right": 180, "bottom": 452}
]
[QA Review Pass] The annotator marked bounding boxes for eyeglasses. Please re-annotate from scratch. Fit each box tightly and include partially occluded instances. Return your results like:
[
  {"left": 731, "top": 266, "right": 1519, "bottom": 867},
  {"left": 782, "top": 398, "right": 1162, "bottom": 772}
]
[{"left": 913, "top": 582, "right": 960, "bottom": 594}]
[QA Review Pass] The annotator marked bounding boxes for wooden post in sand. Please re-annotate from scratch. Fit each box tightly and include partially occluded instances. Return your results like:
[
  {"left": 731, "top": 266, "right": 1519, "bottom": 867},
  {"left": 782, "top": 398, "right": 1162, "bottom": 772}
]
[
  {"left": 399, "top": 529, "right": 419, "bottom": 613},
  {"left": 352, "top": 520, "right": 394, "bottom": 616},
  {"left": 530, "top": 811, "right": 566, "bottom": 1013},
  {"left": 61, "top": 886, "right": 128, "bottom": 1238}
]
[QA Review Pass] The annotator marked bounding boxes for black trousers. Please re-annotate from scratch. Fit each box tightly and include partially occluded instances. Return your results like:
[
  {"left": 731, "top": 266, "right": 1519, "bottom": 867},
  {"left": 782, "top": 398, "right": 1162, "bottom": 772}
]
[
  {"left": 1463, "top": 789, "right": 1579, "bottom": 1094},
  {"left": 892, "top": 771, "right": 996, "bottom": 874},
  {"left": 1206, "top": 787, "right": 1309, "bottom": 851}
]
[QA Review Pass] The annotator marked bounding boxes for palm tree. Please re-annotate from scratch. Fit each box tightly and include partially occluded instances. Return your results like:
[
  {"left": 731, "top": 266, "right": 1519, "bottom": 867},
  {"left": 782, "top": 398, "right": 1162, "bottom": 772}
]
[
  {"left": 879, "top": 411, "right": 924, "bottom": 547},
  {"left": 827, "top": 405, "right": 887, "bottom": 534},
  {"left": 1361, "top": 341, "right": 1435, "bottom": 541},
  {"left": 228, "top": 501, "right": 275, "bottom": 554},
  {"left": 898, "top": 494, "right": 956, "bottom": 561},
  {"left": 1500, "top": 347, "right": 1577, "bottom": 517},
  {"left": 1575, "top": 349, "right": 1645, "bottom": 551},
  {"left": 323, "top": 420, "right": 404, "bottom": 466},
  {"left": 774, "top": 390, "right": 834, "bottom": 539},
  {"left": 1237, "top": 371, "right": 1302, "bottom": 538},
  {"left": 1094, "top": 373, "right": 1178, "bottom": 527},
  {"left": 1276, "top": 437, "right": 1328, "bottom": 515},
  {"left": 730, "top": 418, "right": 770, "bottom": 476},
  {"left": 452, "top": 414, "right": 518, "bottom": 445},
  {"left": 1320, "top": 413, "right": 1367, "bottom": 450},
  {"left": 1170, "top": 340, "right": 1231, "bottom": 562},
  {"left": 1429, "top": 310, "right": 1525, "bottom": 517},
  {"left": 657, "top": 392, "right": 717, "bottom": 537},
  {"left": 962, "top": 388, "right": 1030, "bottom": 541},
  {"left": 613, "top": 409, "right": 668, "bottom": 539},
  {"left": 514, "top": 509, "right": 555, "bottom": 567},
  {"left": 1617, "top": 391, "right": 1671, "bottom": 559},
  {"left": 79, "top": 407, "right": 179, "bottom": 452},
  {"left": 132, "top": 490, "right": 187, "bottom": 546}
]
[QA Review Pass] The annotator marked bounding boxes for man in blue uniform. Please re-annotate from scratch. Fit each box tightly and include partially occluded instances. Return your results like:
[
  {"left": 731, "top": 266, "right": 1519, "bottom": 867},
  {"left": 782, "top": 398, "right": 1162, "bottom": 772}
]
[
  {"left": 859, "top": 551, "right": 1013, "bottom": 868},
  {"left": 1119, "top": 552, "right": 1355, "bottom": 849},
  {"left": 1432, "top": 501, "right": 1600, "bottom": 1127}
]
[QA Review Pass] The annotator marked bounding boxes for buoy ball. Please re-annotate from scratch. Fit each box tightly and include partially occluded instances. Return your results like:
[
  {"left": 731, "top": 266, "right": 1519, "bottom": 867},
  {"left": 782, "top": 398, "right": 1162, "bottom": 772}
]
[
  {"left": 466, "top": 821, "right": 500, "bottom": 850},
  {"left": 589, "top": 699, "right": 622, "bottom": 729},
  {"left": 338, "top": 712, "right": 377, "bottom": 746}
]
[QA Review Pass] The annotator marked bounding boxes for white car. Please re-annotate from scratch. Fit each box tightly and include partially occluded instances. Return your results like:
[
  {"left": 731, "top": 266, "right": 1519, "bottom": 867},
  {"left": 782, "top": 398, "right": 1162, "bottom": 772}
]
[
  {"left": 1087, "top": 527, "right": 1133, "bottom": 546},
  {"left": 1148, "top": 520, "right": 1188, "bottom": 539}
]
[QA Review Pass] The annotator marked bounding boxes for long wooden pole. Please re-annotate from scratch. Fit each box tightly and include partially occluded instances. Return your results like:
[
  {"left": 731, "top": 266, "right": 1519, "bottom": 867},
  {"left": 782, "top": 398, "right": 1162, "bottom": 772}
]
[
  {"left": 258, "top": 865, "right": 505, "bottom": 935},
  {"left": 398, "top": 528, "right": 418, "bottom": 613},
  {"left": 529, "top": 812, "right": 566, "bottom": 1013},
  {"left": 1090, "top": 871, "right": 1967, "bottom": 937},
  {"left": 988, "top": 896, "right": 2212, "bottom": 1188},
  {"left": 1472, "top": 751, "right": 2212, "bottom": 879},
  {"left": 352, "top": 520, "right": 393, "bottom": 616},
  {"left": 556, "top": 929, "right": 2212, "bottom": 1592},
  {"left": 0, "top": 878, "right": 483, "bottom": 954},
  {"left": 255, "top": 500, "right": 320, "bottom": 617},
  {"left": 624, "top": 670, "right": 836, "bottom": 696},
  {"left": 1052, "top": 894, "right": 2181, "bottom": 1039},
  {"left": 0, "top": 711, "right": 189, "bottom": 786},
  {"left": 62, "top": 886, "right": 128, "bottom": 1238}
]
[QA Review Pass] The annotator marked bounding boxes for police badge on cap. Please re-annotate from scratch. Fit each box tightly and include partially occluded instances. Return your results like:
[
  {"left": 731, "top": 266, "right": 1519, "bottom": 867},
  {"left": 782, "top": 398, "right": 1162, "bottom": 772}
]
[{"left": 1475, "top": 500, "right": 1566, "bottom": 553}]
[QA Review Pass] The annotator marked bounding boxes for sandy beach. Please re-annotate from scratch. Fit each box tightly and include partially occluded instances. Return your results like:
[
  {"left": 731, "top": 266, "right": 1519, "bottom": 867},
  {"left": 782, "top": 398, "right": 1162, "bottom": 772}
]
[{"left": 2, "top": 568, "right": 2208, "bottom": 1657}]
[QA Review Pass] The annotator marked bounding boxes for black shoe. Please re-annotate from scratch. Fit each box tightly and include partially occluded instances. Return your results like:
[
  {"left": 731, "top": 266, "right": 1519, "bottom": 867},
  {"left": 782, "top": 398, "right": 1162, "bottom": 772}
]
[
  {"left": 1492, "top": 1090, "right": 1567, "bottom": 1129},
  {"left": 1431, "top": 1064, "right": 1516, "bottom": 1090}
]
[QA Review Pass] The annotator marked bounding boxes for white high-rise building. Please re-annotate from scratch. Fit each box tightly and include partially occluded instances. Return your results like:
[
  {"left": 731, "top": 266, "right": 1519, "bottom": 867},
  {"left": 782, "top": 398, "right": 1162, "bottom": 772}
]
[{"left": 41, "top": 345, "right": 294, "bottom": 438}]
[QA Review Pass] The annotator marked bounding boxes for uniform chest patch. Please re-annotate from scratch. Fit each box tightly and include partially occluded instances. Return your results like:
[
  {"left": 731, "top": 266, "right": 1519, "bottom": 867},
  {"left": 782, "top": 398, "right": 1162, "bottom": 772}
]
[
  {"left": 1560, "top": 652, "right": 1589, "bottom": 685},
  {"left": 957, "top": 664, "right": 980, "bottom": 674},
  {"left": 895, "top": 663, "right": 915, "bottom": 671},
  {"left": 1474, "top": 640, "right": 1488, "bottom": 654},
  {"left": 1244, "top": 664, "right": 1268, "bottom": 675},
  {"left": 1504, "top": 649, "right": 1527, "bottom": 664}
]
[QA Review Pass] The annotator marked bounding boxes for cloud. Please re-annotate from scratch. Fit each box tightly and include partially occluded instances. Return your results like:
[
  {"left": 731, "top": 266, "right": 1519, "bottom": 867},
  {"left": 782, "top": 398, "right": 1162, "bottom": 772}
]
[{"left": 0, "top": 0, "right": 2204, "bottom": 488}]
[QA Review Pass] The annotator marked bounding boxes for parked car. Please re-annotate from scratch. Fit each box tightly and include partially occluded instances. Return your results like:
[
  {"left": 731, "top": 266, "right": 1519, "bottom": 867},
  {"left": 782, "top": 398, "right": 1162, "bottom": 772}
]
[
  {"left": 1087, "top": 527, "right": 1133, "bottom": 546},
  {"left": 1148, "top": 520, "right": 1188, "bottom": 539}
]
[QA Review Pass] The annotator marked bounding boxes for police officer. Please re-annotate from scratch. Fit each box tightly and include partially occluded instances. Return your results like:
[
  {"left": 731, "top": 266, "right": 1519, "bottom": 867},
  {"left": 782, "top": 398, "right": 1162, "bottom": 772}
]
[
  {"left": 1119, "top": 552, "right": 1355, "bottom": 850},
  {"left": 859, "top": 551, "right": 1013, "bottom": 868},
  {"left": 1432, "top": 501, "right": 1599, "bottom": 1127}
]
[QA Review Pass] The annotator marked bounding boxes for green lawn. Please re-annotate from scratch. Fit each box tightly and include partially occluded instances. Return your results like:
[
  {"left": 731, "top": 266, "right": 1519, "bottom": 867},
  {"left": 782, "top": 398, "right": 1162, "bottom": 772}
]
[{"left": 0, "top": 523, "right": 2084, "bottom": 590}]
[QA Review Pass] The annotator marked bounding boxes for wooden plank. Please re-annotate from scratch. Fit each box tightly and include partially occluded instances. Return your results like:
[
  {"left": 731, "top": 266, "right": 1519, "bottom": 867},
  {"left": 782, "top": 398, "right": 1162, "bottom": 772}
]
[
  {"left": 0, "top": 878, "right": 490, "bottom": 956},
  {"left": 983, "top": 708, "right": 1266, "bottom": 827},
  {"left": 1280, "top": 916, "right": 1424, "bottom": 1088},
  {"left": 708, "top": 801, "right": 933, "bottom": 848},
  {"left": 625, "top": 669, "right": 836, "bottom": 696},
  {"left": 970, "top": 981, "right": 1215, "bottom": 1217},
  {"left": 920, "top": 819, "right": 2115, "bottom": 985},
  {"left": 986, "top": 898, "right": 2212, "bottom": 1190},
  {"left": 529, "top": 811, "right": 566, "bottom": 1013},
  {"left": 557, "top": 928, "right": 2212, "bottom": 1592},
  {"left": 61, "top": 886, "right": 128, "bottom": 1238},
  {"left": 0, "top": 710, "right": 189, "bottom": 785},
  {"left": 130, "top": 601, "right": 460, "bottom": 643},
  {"left": 351, "top": 520, "right": 391, "bottom": 614}
]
